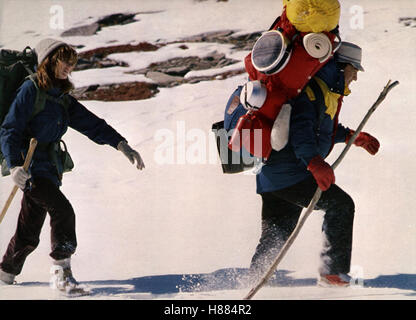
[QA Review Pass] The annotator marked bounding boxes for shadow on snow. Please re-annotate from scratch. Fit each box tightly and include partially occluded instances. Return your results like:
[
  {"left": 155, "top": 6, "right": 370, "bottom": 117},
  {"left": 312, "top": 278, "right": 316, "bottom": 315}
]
[
  {"left": 17, "top": 269, "right": 416, "bottom": 298},
  {"left": 75, "top": 269, "right": 416, "bottom": 297}
]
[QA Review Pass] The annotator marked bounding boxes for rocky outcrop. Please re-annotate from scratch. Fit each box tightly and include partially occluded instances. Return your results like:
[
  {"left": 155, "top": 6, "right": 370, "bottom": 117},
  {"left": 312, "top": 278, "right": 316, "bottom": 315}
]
[
  {"left": 71, "top": 49, "right": 245, "bottom": 101},
  {"left": 61, "top": 13, "right": 138, "bottom": 37},
  {"left": 125, "top": 51, "right": 242, "bottom": 87},
  {"left": 178, "top": 30, "right": 261, "bottom": 50},
  {"left": 399, "top": 17, "right": 416, "bottom": 27},
  {"left": 64, "top": 16, "right": 261, "bottom": 100},
  {"left": 75, "top": 42, "right": 162, "bottom": 71},
  {"left": 72, "top": 82, "right": 159, "bottom": 101}
]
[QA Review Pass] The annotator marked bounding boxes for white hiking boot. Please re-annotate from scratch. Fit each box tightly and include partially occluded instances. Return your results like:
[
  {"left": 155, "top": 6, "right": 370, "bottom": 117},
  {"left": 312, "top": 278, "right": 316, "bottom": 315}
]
[
  {"left": 0, "top": 269, "right": 16, "bottom": 285},
  {"left": 50, "top": 258, "right": 90, "bottom": 297}
]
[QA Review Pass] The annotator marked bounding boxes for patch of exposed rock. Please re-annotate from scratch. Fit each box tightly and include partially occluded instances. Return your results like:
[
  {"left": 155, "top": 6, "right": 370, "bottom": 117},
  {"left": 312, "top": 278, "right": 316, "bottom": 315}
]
[
  {"left": 72, "top": 50, "right": 245, "bottom": 101},
  {"left": 64, "top": 19, "right": 261, "bottom": 100},
  {"left": 126, "top": 51, "right": 242, "bottom": 87},
  {"left": 178, "top": 30, "right": 262, "bottom": 50},
  {"left": 75, "top": 42, "right": 162, "bottom": 71},
  {"left": 399, "top": 17, "right": 416, "bottom": 28},
  {"left": 72, "top": 49, "right": 245, "bottom": 101},
  {"left": 61, "top": 13, "right": 138, "bottom": 37},
  {"left": 72, "top": 82, "right": 159, "bottom": 101}
]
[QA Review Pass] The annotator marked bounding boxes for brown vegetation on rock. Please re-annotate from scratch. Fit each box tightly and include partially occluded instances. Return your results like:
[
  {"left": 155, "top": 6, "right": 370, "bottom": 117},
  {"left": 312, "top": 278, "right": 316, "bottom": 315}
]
[
  {"left": 73, "top": 82, "right": 159, "bottom": 101},
  {"left": 78, "top": 42, "right": 161, "bottom": 60}
]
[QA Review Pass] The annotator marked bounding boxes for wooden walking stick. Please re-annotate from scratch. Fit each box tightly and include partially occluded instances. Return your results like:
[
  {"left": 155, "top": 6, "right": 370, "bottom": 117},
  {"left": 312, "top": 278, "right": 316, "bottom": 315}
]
[
  {"left": 0, "top": 138, "right": 38, "bottom": 225},
  {"left": 244, "top": 80, "right": 399, "bottom": 300}
]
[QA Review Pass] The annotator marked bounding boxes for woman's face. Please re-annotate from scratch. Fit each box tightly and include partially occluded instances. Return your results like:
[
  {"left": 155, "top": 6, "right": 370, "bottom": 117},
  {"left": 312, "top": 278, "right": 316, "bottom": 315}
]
[{"left": 54, "top": 59, "right": 75, "bottom": 80}]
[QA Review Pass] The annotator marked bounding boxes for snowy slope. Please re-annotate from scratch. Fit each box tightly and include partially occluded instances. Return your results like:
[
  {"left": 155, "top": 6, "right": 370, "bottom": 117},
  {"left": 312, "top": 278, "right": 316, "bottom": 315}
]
[{"left": 0, "top": 0, "right": 415, "bottom": 300}]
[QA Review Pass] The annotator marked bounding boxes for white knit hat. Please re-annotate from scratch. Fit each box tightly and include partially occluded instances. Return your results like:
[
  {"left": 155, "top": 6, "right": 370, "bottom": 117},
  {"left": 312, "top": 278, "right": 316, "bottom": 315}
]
[
  {"left": 34, "top": 38, "right": 66, "bottom": 65},
  {"left": 336, "top": 42, "right": 364, "bottom": 71}
]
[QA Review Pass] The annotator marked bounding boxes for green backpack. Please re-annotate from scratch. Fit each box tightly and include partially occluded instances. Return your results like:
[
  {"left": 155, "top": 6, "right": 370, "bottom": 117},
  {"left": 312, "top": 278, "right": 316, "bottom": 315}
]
[
  {"left": 0, "top": 47, "right": 37, "bottom": 123},
  {"left": 0, "top": 46, "right": 73, "bottom": 177}
]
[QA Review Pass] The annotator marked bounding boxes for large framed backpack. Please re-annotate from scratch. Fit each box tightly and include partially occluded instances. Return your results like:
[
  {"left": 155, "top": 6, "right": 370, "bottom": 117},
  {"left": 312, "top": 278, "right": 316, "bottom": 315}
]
[{"left": 212, "top": 4, "right": 341, "bottom": 173}]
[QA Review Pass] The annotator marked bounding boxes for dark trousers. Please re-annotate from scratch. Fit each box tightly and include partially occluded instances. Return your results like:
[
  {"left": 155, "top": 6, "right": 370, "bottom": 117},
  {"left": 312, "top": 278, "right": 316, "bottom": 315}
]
[
  {"left": 0, "top": 177, "right": 77, "bottom": 275},
  {"left": 250, "top": 177, "right": 355, "bottom": 276}
]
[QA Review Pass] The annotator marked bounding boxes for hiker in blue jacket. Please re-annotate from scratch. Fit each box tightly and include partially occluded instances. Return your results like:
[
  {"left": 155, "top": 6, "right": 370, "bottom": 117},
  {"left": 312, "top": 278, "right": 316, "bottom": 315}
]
[
  {"left": 0, "top": 39, "right": 145, "bottom": 291},
  {"left": 250, "top": 42, "right": 380, "bottom": 286}
]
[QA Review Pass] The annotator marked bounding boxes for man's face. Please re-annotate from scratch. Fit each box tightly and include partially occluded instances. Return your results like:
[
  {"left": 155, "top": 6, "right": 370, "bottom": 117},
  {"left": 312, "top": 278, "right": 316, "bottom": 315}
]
[
  {"left": 54, "top": 59, "right": 75, "bottom": 80},
  {"left": 344, "top": 64, "right": 358, "bottom": 87}
]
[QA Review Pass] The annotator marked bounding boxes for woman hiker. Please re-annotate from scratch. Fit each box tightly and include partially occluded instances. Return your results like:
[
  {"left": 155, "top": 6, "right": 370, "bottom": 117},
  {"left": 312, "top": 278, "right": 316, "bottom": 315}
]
[
  {"left": 0, "top": 38, "right": 145, "bottom": 293},
  {"left": 249, "top": 42, "right": 380, "bottom": 286}
]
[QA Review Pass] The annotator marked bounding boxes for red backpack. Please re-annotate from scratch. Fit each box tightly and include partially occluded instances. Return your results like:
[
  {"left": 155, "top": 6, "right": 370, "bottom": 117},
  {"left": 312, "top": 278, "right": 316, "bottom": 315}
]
[{"left": 229, "top": 9, "right": 341, "bottom": 159}]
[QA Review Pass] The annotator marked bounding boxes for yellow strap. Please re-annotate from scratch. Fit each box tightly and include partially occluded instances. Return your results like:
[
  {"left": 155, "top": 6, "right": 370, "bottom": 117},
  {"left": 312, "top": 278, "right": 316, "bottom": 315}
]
[{"left": 314, "top": 77, "right": 341, "bottom": 120}]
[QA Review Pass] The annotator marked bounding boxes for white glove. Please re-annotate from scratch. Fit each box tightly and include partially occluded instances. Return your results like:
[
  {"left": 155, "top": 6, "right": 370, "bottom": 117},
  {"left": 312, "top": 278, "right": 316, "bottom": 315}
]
[
  {"left": 10, "top": 166, "right": 31, "bottom": 190},
  {"left": 117, "top": 141, "right": 145, "bottom": 170}
]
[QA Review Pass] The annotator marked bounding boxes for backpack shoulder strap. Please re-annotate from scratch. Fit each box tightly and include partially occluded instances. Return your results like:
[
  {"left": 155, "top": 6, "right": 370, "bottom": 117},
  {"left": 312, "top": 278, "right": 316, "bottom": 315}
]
[
  {"left": 306, "top": 77, "right": 326, "bottom": 130},
  {"left": 26, "top": 74, "right": 46, "bottom": 119},
  {"left": 26, "top": 74, "right": 70, "bottom": 119}
]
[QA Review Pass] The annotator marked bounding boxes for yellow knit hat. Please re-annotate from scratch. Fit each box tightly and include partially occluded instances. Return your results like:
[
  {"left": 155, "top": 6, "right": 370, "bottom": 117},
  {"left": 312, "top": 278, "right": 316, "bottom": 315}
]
[{"left": 284, "top": 0, "right": 340, "bottom": 33}]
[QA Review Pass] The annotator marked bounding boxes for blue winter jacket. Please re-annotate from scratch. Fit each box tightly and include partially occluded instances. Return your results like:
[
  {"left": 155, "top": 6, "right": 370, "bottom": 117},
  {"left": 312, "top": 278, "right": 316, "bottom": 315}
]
[
  {"left": 256, "top": 58, "right": 351, "bottom": 194},
  {"left": 0, "top": 79, "right": 125, "bottom": 186}
]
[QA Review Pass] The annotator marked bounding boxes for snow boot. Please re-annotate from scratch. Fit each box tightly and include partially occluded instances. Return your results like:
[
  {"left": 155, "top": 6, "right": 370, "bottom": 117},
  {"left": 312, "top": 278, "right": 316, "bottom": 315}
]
[
  {"left": 0, "top": 269, "right": 16, "bottom": 285},
  {"left": 50, "top": 258, "right": 90, "bottom": 297},
  {"left": 318, "top": 273, "right": 351, "bottom": 287}
]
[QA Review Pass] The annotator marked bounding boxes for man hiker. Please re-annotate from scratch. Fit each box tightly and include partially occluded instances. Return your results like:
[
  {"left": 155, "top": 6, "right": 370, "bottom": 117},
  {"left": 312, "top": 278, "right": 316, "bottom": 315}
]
[{"left": 250, "top": 42, "right": 380, "bottom": 286}]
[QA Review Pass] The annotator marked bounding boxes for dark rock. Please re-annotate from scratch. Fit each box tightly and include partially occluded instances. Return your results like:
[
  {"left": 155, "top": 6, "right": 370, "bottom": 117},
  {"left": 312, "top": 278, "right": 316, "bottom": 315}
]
[
  {"left": 75, "top": 57, "right": 127, "bottom": 71},
  {"left": 72, "top": 84, "right": 100, "bottom": 97},
  {"left": 164, "top": 66, "right": 190, "bottom": 77},
  {"left": 97, "top": 13, "right": 137, "bottom": 27},
  {"left": 61, "top": 23, "right": 100, "bottom": 37},
  {"left": 68, "top": 28, "right": 261, "bottom": 98},
  {"left": 61, "top": 13, "right": 138, "bottom": 37},
  {"left": 180, "top": 30, "right": 234, "bottom": 42},
  {"left": 145, "top": 71, "right": 184, "bottom": 87},
  {"left": 176, "top": 29, "right": 260, "bottom": 51},
  {"left": 140, "top": 53, "right": 237, "bottom": 74},
  {"left": 124, "top": 51, "right": 241, "bottom": 87},
  {"left": 75, "top": 42, "right": 161, "bottom": 71},
  {"left": 399, "top": 17, "right": 416, "bottom": 27},
  {"left": 78, "top": 42, "right": 161, "bottom": 59},
  {"left": 73, "top": 82, "right": 159, "bottom": 101},
  {"left": 128, "top": 68, "right": 148, "bottom": 75}
]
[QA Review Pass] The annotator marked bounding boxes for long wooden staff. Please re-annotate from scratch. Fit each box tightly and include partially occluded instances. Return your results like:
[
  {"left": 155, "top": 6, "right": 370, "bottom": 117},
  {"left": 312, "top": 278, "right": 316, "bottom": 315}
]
[{"left": 0, "top": 138, "right": 38, "bottom": 225}]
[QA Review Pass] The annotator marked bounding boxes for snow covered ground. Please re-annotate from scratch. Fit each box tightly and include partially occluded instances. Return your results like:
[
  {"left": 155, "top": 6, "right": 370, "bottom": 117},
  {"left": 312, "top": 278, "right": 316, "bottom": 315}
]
[{"left": 0, "top": 0, "right": 415, "bottom": 301}]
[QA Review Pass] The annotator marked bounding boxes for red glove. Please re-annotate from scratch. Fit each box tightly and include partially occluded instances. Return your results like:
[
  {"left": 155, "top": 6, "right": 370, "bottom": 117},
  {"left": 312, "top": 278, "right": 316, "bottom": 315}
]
[
  {"left": 307, "top": 155, "right": 335, "bottom": 191},
  {"left": 346, "top": 130, "right": 380, "bottom": 155}
]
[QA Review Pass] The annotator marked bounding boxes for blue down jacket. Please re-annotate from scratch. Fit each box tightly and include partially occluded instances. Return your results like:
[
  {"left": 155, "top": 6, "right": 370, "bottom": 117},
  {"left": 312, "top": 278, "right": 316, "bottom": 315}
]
[
  {"left": 0, "top": 79, "right": 125, "bottom": 186},
  {"left": 256, "top": 58, "right": 351, "bottom": 194}
]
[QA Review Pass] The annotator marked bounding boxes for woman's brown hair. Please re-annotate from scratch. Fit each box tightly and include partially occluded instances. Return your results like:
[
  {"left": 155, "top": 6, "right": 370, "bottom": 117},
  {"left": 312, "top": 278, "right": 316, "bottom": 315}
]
[{"left": 36, "top": 44, "right": 78, "bottom": 93}]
